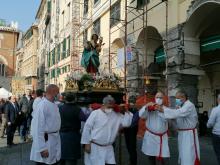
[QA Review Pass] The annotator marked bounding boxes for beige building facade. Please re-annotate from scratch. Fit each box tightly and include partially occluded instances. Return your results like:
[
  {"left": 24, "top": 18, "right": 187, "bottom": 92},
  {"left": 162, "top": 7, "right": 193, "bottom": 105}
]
[
  {"left": 19, "top": 25, "right": 38, "bottom": 93},
  {"left": 36, "top": 0, "right": 81, "bottom": 91},
  {"left": 77, "top": 0, "right": 220, "bottom": 112}
]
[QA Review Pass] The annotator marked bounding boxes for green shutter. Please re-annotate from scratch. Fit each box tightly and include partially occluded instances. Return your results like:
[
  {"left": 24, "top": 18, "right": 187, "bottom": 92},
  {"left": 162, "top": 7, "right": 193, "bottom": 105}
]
[
  {"left": 48, "top": 52, "right": 51, "bottom": 67},
  {"left": 57, "top": 68, "right": 60, "bottom": 76},
  {"left": 67, "top": 36, "right": 70, "bottom": 56},
  {"left": 52, "top": 49, "right": 55, "bottom": 65},
  {"left": 62, "top": 39, "right": 66, "bottom": 59},
  {"left": 201, "top": 35, "right": 220, "bottom": 53},
  {"left": 155, "top": 47, "right": 166, "bottom": 63},
  {"left": 57, "top": 44, "right": 60, "bottom": 62}
]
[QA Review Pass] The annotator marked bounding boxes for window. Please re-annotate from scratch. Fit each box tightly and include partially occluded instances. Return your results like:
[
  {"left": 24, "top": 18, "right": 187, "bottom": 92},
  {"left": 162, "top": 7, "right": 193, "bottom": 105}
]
[
  {"left": 62, "top": 39, "right": 66, "bottom": 59},
  {"left": 110, "top": 1, "right": 121, "bottom": 27},
  {"left": 67, "top": 36, "right": 71, "bottom": 57},
  {"left": 136, "top": 0, "right": 150, "bottom": 8},
  {"left": 52, "top": 49, "right": 55, "bottom": 65},
  {"left": 84, "top": 0, "right": 89, "bottom": 15},
  {"left": 67, "top": 3, "right": 71, "bottom": 24},
  {"left": 83, "top": 29, "right": 88, "bottom": 42},
  {"left": 94, "top": 0, "right": 99, "bottom": 5},
  {"left": 57, "top": 44, "right": 61, "bottom": 62},
  {"left": 57, "top": 68, "right": 61, "bottom": 76},
  {"left": 47, "top": 52, "right": 51, "bottom": 67},
  {"left": 0, "top": 64, "right": 5, "bottom": 76},
  {"left": 51, "top": 69, "right": 56, "bottom": 79},
  {"left": 93, "top": 18, "right": 100, "bottom": 36}
]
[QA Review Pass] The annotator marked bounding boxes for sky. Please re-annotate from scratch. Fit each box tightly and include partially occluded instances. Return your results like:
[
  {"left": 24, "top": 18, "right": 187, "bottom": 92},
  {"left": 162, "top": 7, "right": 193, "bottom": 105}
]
[{"left": 0, "top": 0, "right": 41, "bottom": 32}]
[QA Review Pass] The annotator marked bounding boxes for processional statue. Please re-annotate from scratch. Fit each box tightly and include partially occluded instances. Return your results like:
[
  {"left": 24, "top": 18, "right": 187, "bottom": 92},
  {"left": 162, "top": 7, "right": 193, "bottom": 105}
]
[{"left": 81, "top": 34, "right": 104, "bottom": 74}]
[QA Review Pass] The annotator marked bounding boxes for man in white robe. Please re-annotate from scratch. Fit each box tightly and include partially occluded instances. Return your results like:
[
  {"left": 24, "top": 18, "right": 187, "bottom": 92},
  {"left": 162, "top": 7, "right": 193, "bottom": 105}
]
[
  {"left": 139, "top": 91, "right": 170, "bottom": 165},
  {"left": 156, "top": 90, "right": 200, "bottom": 165},
  {"left": 30, "top": 84, "right": 61, "bottom": 165},
  {"left": 81, "top": 95, "right": 133, "bottom": 165},
  {"left": 30, "top": 89, "right": 44, "bottom": 137}
]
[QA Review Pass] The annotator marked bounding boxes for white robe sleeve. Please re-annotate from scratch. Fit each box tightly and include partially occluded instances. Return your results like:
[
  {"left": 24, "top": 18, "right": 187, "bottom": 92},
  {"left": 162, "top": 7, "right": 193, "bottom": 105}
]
[
  {"left": 35, "top": 104, "right": 47, "bottom": 152},
  {"left": 139, "top": 105, "right": 148, "bottom": 119},
  {"left": 120, "top": 112, "right": 133, "bottom": 127},
  {"left": 81, "top": 111, "right": 97, "bottom": 144},
  {"left": 163, "top": 104, "right": 192, "bottom": 119},
  {"left": 207, "top": 108, "right": 216, "bottom": 128}
]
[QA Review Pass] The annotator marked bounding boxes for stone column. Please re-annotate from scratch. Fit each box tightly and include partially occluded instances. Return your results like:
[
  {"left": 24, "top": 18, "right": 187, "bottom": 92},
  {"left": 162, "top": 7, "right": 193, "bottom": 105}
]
[{"left": 166, "top": 25, "right": 204, "bottom": 107}]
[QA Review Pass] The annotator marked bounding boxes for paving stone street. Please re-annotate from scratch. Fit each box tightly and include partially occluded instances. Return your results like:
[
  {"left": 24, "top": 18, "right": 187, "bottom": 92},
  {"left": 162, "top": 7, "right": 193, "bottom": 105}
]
[{"left": 0, "top": 135, "right": 218, "bottom": 165}]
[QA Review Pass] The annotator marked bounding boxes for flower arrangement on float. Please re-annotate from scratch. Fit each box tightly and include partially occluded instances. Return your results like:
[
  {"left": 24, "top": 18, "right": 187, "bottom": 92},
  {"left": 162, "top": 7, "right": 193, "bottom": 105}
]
[{"left": 65, "top": 70, "right": 122, "bottom": 92}]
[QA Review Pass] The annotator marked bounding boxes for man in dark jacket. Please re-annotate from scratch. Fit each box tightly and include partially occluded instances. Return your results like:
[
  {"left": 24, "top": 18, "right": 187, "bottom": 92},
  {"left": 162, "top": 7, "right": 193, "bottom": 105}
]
[
  {"left": 5, "top": 95, "right": 19, "bottom": 146},
  {"left": 124, "top": 96, "right": 139, "bottom": 165},
  {"left": 59, "top": 92, "right": 88, "bottom": 165}
]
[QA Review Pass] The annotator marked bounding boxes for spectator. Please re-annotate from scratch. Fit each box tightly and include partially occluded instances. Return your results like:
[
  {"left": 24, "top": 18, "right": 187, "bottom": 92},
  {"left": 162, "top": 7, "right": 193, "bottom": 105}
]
[
  {"left": 5, "top": 95, "right": 19, "bottom": 147},
  {"left": 59, "top": 92, "right": 88, "bottom": 165},
  {"left": 18, "top": 94, "right": 29, "bottom": 142},
  {"left": 207, "top": 94, "right": 220, "bottom": 165},
  {"left": 0, "top": 99, "right": 7, "bottom": 138}
]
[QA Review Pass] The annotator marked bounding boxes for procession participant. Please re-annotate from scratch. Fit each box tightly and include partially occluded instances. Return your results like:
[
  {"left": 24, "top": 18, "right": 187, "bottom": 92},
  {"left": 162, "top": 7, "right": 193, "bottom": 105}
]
[
  {"left": 81, "top": 95, "right": 133, "bottom": 165},
  {"left": 30, "top": 89, "right": 44, "bottom": 137},
  {"left": 139, "top": 91, "right": 170, "bottom": 165},
  {"left": 124, "top": 96, "right": 139, "bottom": 165},
  {"left": 156, "top": 90, "right": 200, "bottom": 165},
  {"left": 30, "top": 84, "right": 61, "bottom": 165},
  {"left": 59, "top": 92, "right": 89, "bottom": 165},
  {"left": 207, "top": 94, "right": 220, "bottom": 165}
]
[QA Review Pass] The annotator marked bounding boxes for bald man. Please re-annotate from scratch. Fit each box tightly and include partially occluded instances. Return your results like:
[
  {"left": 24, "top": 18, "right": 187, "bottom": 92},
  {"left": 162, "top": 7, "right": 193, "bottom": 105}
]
[{"left": 30, "top": 84, "right": 61, "bottom": 165}]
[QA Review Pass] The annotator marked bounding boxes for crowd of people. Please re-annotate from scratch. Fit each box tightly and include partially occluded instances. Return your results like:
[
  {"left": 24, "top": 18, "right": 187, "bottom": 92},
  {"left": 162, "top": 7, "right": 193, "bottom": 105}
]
[
  {"left": 1, "top": 84, "right": 220, "bottom": 165},
  {"left": 0, "top": 91, "right": 43, "bottom": 146}
]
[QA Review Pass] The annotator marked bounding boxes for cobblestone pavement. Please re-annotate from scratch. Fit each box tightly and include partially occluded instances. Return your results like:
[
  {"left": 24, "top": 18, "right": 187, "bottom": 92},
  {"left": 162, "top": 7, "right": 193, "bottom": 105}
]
[{"left": 0, "top": 136, "right": 218, "bottom": 165}]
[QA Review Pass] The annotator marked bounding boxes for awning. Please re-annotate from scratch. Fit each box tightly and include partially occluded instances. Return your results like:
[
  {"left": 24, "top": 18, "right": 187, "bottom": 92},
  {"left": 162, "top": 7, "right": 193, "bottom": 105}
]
[
  {"left": 201, "top": 35, "right": 220, "bottom": 53},
  {"left": 0, "top": 88, "right": 12, "bottom": 99},
  {"left": 155, "top": 47, "right": 166, "bottom": 63}
]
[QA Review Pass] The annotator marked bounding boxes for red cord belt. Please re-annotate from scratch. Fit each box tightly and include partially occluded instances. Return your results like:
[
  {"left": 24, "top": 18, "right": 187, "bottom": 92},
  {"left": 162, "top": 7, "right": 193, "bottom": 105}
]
[
  {"left": 178, "top": 128, "right": 200, "bottom": 165},
  {"left": 146, "top": 128, "right": 168, "bottom": 161}
]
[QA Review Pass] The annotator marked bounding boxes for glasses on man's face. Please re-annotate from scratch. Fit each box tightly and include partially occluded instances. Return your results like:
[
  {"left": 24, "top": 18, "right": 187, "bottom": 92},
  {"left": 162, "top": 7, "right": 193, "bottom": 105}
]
[{"left": 155, "top": 97, "right": 163, "bottom": 99}]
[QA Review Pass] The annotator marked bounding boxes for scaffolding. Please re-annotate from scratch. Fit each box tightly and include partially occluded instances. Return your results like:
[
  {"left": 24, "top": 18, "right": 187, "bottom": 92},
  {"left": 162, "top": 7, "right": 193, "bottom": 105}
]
[
  {"left": 108, "top": 0, "right": 169, "bottom": 96},
  {"left": 69, "top": 0, "right": 168, "bottom": 95}
]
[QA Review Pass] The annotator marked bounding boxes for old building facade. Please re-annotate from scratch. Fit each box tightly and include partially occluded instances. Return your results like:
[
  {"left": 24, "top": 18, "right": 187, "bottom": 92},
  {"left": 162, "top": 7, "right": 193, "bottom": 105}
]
[
  {"left": 19, "top": 25, "right": 39, "bottom": 93},
  {"left": 0, "top": 19, "right": 19, "bottom": 90}
]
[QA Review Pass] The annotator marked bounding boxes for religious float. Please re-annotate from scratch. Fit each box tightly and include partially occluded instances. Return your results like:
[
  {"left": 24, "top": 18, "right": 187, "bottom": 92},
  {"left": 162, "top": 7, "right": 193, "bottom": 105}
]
[
  {"left": 65, "top": 33, "right": 124, "bottom": 104},
  {"left": 65, "top": 72, "right": 124, "bottom": 104}
]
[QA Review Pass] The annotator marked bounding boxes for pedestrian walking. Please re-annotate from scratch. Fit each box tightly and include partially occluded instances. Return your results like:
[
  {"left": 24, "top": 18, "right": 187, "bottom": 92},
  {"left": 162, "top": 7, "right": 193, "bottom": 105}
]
[
  {"left": 139, "top": 91, "right": 170, "bottom": 165},
  {"left": 30, "top": 84, "right": 61, "bottom": 165},
  {"left": 207, "top": 94, "right": 220, "bottom": 165},
  {"left": 5, "top": 95, "right": 19, "bottom": 147},
  {"left": 81, "top": 95, "right": 133, "bottom": 165},
  {"left": 18, "top": 94, "right": 29, "bottom": 142},
  {"left": 124, "top": 96, "right": 139, "bottom": 165},
  {"left": 156, "top": 90, "right": 200, "bottom": 165},
  {"left": 59, "top": 92, "right": 88, "bottom": 165}
]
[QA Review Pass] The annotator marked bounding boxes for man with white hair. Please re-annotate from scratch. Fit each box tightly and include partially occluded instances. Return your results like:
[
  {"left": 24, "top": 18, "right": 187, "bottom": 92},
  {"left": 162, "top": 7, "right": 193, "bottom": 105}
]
[
  {"left": 81, "top": 95, "right": 133, "bottom": 165},
  {"left": 139, "top": 91, "right": 170, "bottom": 165},
  {"left": 207, "top": 94, "right": 220, "bottom": 165}
]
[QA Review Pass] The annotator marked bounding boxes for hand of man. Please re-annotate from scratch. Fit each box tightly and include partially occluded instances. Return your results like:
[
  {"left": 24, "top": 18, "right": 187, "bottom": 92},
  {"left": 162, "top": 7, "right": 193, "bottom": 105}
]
[
  {"left": 40, "top": 150, "right": 49, "bottom": 158},
  {"left": 146, "top": 102, "right": 155, "bottom": 109},
  {"left": 84, "top": 144, "right": 91, "bottom": 154},
  {"left": 155, "top": 105, "right": 164, "bottom": 113},
  {"left": 7, "top": 122, "right": 11, "bottom": 126}
]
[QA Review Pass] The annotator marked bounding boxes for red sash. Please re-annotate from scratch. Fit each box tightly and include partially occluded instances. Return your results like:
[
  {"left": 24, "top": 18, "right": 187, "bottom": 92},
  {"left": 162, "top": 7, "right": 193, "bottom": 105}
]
[
  {"left": 146, "top": 128, "right": 168, "bottom": 161},
  {"left": 178, "top": 128, "right": 200, "bottom": 165}
]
